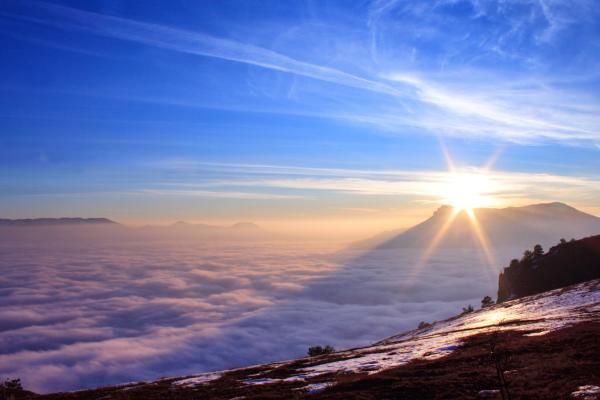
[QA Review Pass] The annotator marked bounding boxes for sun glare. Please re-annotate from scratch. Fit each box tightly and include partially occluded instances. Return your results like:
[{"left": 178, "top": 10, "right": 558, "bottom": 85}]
[
  {"left": 409, "top": 166, "right": 500, "bottom": 286},
  {"left": 438, "top": 171, "right": 496, "bottom": 214}
]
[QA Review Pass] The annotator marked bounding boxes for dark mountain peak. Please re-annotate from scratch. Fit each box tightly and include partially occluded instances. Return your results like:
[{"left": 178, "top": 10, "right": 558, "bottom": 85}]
[
  {"left": 0, "top": 218, "right": 118, "bottom": 226},
  {"left": 433, "top": 204, "right": 454, "bottom": 216},
  {"left": 167, "top": 221, "right": 216, "bottom": 229},
  {"left": 230, "top": 222, "right": 260, "bottom": 230}
]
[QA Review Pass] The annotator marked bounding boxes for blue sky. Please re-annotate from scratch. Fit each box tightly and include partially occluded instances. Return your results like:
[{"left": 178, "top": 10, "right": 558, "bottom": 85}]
[{"left": 1, "top": 0, "right": 600, "bottom": 233}]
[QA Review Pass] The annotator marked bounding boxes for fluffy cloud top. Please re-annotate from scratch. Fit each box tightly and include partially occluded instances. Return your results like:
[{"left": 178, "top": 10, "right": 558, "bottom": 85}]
[{"left": 0, "top": 239, "right": 520, "bottom": 393}]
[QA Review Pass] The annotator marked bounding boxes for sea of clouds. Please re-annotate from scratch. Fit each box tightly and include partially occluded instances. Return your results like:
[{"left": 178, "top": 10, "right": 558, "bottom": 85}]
[{"left": 0, "top": 239, "right": 520, "bottom": 393}]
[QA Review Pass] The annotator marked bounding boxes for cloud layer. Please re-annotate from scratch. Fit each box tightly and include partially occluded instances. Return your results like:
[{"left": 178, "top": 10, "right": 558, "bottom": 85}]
[{"left": 0, "top": 239, "right": 521, "bottom": 393}]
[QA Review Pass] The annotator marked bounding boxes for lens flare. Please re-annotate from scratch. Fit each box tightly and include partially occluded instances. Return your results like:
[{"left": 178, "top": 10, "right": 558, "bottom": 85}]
[{"left": 408, "top": 144, "right": 501, "bottom": 285}]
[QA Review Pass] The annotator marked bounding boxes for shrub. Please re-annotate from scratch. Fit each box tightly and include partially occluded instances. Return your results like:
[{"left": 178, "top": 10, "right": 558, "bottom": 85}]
[
  {"left": 417, "top": 321, "right": 432, "bottom": 329},
  {"left": 462, "top": 305, "right": 474, "bottom": 314},
  {"left": 307, "top": 345, "right": 335, "bottom": 357},
  {"left": 1, "top": 378, "right": 23, "bottom": 399},
  {"left": 481, "top": 296, "right": 494, "bottom": 308}
]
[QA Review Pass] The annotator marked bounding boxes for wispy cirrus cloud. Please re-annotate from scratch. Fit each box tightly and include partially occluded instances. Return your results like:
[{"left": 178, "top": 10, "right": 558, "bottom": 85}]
[
  {"left": 4, "top": 0, "right": 600, "bottom": 144},
  {"left": 3, "top": 1, "right": 410, "bottom": 98},
  {"left": 140, "top": 189, "right": 302, "bottom": 200}
]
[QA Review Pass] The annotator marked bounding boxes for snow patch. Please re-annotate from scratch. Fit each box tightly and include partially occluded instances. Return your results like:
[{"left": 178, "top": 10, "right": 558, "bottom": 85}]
[
  {"left": 478, "top": 389, "right": 500, "bottom": 397},
  {"left": 242, "top": 378, "right": 280, "bottom": 385},
  {"left": 572, "top": 385, "right": 600, "bottom": 399},
  {"left": 298, "top": 382, "right": 333, "bottom": 393},
  {"left": 297, "top": 280, "right": 600, "bottom": 380},
  {"left": 172, "top": 373, "right": 222, "bottom": 387},
  {"left": 241, "top": 374, "right": 311, "bottom": 385},
  {"left": 523, "top": 330, "right": 550, "bottom": 337}
]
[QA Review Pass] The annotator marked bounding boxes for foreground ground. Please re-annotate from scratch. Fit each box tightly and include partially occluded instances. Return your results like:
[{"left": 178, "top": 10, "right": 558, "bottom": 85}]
[{"left": 17, "top": 280, "right": 600, "bottom": 400}]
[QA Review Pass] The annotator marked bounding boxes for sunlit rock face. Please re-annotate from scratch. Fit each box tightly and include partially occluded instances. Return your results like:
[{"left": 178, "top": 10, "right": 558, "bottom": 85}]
[{"left": 498, "top": 235, "right": 600, "bottom": 302}]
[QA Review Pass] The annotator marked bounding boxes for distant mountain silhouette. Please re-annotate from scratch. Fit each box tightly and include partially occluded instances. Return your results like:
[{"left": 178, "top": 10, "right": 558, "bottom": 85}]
[
  {"left": 134, "top": 221, "right": 276, "bottom": 241},
  {"left": 497, "top": 235, "right": 600, "bottom": 302},
  {"left": 229, "top": 222, "right": 260, "bottom": 230},
  {"left": 132, "top": 221, "right": 276, "bottom": 241},
  {"left": 361, "top": 202, "right": 600, "bottom": 250},
  {"left": 0, "top": 217, "right": 117, "bottom": 226},
  {"left": 167, "top": 221, "right": 219, "bottom": 229},
  {"left": 0, "top": 217, "right": 277, "bottom": 242}
]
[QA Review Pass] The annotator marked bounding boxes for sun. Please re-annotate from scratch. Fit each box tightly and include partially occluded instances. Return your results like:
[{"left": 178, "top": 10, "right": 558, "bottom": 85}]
[
  {"left": 407, "top": 146, "right": 502, "bottom": 285},
  {"left": 405, "top": 142, "right": 507, "bottom": 286},
  {"left": 437, "top": 171, "right": 496, "bottom": 214}
]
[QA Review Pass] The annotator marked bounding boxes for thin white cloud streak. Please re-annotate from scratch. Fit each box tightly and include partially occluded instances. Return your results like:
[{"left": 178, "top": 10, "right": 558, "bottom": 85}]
[
  {"left": 219, "top": 174, "right": 600, "bottom": 205},
  {"left": 366, "top": 0, "right": 600, "bottom": 142},
  {"left": 9, "top": 1, "right": 410, "bottom": 98},
  {"left": 8, "top": 160, "right": 600, "bottom": 208},
  {"left": 7, "top": 1, "right": 600, "bottom": 144},
  {"left": 140, "top": 189, "right": 303, "bottom": 200},
  {"left": 386, "top": 73, "right": 600, "bottom": 142},
  {"left": 151, "top": 161, "right": 600, "bottom": 208}
]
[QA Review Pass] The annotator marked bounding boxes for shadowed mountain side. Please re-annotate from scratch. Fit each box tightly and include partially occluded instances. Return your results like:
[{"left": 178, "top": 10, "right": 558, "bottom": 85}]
[
  {"left": 357, "top": 202, "right": 600, "bottom": 250},
  {"left": 345, "top": 228, "right": 408, "bottom": 250}
]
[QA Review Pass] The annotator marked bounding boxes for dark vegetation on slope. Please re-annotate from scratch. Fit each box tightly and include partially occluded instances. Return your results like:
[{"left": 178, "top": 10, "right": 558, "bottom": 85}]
[
  {"left": 498, "top": 235, "right": 600, "bottom": 302},
  {"left": 315, "top": 321, "right": 600, "bottom": 400}
]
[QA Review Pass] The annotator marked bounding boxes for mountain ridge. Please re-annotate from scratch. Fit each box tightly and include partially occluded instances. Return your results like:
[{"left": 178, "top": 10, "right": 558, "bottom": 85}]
[
  {"left": 0, "top": 217, "right": 117, "bottom": 226},
  {"left": 352, "top": 202, "right": 600, "bottom": 250}
]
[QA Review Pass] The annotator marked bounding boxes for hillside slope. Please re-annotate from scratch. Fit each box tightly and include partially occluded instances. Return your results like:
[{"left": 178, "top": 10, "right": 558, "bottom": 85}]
[{"left": 23, "top": 279, "right": 600, "bottom": 400}]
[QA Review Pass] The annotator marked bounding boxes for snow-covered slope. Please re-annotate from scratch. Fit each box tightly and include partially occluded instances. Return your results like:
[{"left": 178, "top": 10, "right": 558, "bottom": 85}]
[{"left": 173, "top": 279, "right": 600, "bottom": 388}]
